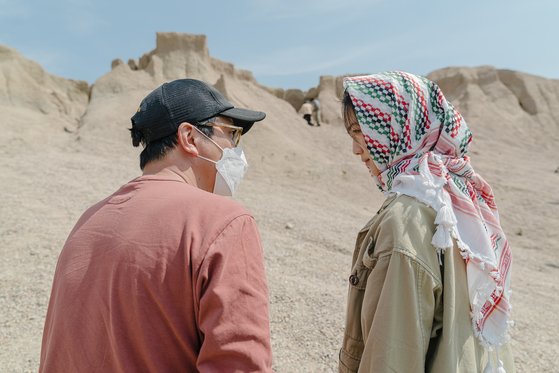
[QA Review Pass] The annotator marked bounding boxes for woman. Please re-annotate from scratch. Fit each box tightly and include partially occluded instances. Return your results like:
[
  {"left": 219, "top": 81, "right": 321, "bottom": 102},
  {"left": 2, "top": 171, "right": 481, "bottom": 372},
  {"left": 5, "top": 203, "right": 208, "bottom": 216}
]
[{"left": 339, "top": 72, "right": 515, "bottom": 373}]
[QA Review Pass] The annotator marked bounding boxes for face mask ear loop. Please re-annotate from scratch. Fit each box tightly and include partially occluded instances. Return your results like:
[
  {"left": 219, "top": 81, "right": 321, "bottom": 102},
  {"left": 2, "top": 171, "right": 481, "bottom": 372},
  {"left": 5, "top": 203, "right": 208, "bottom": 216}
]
[
  {"left": 197, "top": 155, "right": 217, "bottom": 164},
  {"left": 193, "top": 126, "right": 224, "bottom": 152}
]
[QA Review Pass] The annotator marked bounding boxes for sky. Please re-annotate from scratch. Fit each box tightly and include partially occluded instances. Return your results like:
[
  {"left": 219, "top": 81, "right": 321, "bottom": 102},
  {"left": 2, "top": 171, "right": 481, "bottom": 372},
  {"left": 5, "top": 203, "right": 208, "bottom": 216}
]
[{"left": 0, "top": 0, "right": 557, "bottom": 91}]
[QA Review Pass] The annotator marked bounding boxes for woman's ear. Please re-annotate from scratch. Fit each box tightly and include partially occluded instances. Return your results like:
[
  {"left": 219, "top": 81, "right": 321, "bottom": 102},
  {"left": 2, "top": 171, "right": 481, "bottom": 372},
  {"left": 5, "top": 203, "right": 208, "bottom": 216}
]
[{"left": 177, "top": 122, "right": 199, "bottom": 156}]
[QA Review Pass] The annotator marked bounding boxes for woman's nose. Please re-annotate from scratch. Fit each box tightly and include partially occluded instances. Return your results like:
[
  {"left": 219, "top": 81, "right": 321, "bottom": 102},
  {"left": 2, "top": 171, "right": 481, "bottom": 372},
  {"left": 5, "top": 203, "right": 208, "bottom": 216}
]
[{"left": 352, "top": 139, "right": 363, "bottom": 155}]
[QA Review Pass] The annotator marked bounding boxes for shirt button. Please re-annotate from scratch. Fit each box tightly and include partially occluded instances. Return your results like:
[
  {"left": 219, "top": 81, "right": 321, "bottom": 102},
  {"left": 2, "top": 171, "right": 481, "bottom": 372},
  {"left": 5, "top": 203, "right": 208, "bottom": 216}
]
[{"left": 349, "top": 274, "right": 359, "bottom": 286}]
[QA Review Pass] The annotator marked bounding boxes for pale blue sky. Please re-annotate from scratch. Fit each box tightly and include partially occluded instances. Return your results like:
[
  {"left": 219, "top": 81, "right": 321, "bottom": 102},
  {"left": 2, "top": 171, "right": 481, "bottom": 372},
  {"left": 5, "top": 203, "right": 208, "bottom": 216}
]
[{"left": 1, "top": 0, "right": 557, "bottom": 90}]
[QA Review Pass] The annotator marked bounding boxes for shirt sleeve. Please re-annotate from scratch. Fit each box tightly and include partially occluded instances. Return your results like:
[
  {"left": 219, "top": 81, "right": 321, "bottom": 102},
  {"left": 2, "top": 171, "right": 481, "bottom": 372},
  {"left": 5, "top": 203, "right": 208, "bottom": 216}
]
[
  {"left": 358, "top": 249, "right": 443, "bottom": 373},
  {"left": 195, "top": 215, "right": 274, "bottom": 373}
]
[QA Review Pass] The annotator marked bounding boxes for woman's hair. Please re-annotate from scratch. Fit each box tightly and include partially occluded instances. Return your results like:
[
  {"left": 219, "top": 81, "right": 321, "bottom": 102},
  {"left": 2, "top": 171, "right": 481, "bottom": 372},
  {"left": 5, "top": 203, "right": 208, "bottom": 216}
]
[
  {"left": 130, "top": 116, "right": 217, "bottom": 170},
  {"left": 342, "top": 91, "right": 356, "bottom": 132}
]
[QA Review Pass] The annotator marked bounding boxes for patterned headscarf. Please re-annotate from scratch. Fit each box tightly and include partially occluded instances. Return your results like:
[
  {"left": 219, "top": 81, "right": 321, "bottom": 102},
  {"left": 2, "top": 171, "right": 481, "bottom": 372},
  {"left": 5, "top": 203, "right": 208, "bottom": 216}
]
[{"left": 344, "top": 72, "right": 513, "bottom": 371}]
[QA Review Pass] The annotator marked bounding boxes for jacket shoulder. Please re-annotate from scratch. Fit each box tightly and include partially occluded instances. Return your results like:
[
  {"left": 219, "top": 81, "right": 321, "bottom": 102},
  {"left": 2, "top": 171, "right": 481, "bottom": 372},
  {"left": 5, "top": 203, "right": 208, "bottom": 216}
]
[{"left": 373, "top": 195, "right": 439, "bottom": 268}]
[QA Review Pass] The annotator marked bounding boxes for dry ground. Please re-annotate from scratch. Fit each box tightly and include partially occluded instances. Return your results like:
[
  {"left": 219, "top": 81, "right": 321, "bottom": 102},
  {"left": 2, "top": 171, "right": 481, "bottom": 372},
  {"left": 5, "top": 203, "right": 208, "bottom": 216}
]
[{"left": 1, "top": 111, "right": 558, "bottom": 373}]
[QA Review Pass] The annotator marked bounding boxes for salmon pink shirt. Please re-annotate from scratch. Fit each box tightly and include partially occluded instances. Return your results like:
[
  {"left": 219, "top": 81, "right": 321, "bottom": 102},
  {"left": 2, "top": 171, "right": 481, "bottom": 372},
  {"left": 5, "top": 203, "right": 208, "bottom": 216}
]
[{"left": 40, "top": 175, "right": 274, "bottom": 373}]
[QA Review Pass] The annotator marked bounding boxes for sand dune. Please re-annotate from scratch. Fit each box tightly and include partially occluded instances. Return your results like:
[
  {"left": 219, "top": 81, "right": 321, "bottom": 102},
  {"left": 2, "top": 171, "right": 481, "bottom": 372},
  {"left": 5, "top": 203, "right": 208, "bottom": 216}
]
[{"left": 1, "top": 32, "right": 558, "bottom": 372}]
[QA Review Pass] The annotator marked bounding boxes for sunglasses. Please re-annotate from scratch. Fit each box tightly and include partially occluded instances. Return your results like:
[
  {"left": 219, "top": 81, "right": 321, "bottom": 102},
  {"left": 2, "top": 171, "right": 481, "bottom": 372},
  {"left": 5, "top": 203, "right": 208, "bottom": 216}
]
[{"left": 200, "top": 122, "right": 243, "bottom": 147}]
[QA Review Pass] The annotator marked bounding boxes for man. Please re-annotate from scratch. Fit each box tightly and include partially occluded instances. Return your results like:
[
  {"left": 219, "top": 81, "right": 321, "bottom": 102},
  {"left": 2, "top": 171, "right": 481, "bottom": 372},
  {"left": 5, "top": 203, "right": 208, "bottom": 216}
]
[
  {"left": 40, "top": 79, "right": 274, "bottom": 372},
  {"left": 310, "top": 97, "right": 321, "bottom": 126}
]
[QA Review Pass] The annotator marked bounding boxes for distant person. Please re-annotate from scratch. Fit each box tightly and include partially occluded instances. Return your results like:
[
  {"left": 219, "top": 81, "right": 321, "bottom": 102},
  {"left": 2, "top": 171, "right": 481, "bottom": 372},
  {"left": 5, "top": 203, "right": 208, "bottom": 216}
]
[
  {"left": 310, "top": 97, "right": 321, "bottom": 126},
  {"left": 339, "top": 72, "right": 515, "bottom": 373},
  {"left": 301, "top": 100, "right": 314, "bottom": 126},
  {"left": 39, "top": 79, "right": 274, "bottom": 373}
]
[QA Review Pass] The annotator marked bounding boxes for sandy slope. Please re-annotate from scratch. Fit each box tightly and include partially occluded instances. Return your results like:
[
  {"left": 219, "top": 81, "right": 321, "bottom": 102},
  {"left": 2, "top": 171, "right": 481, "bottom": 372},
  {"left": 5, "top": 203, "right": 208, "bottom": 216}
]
[{"left": 1, "top": 33, "right": 558, "bottom": 372}]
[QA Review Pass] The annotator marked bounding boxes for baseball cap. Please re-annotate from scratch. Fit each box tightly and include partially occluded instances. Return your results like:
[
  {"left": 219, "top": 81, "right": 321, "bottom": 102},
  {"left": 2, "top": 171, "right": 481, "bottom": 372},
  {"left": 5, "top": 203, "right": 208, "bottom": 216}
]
[{"left": 131, "top": 79, "right": 266, "bottom": 143}]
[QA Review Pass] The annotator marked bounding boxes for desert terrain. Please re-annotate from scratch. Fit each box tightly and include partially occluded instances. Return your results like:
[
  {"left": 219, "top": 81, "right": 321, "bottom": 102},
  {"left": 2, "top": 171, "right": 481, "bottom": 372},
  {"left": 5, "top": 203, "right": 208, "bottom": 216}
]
[{"left": 1, "top": 32, "right": 558, "bottom": 372}]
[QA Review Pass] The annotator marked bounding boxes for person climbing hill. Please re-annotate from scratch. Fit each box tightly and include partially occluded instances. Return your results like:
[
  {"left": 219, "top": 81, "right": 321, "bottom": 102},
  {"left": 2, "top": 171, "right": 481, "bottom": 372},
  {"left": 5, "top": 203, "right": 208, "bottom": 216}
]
[{"left": 301, "top": 100, "right": 314, "bottom": 126}]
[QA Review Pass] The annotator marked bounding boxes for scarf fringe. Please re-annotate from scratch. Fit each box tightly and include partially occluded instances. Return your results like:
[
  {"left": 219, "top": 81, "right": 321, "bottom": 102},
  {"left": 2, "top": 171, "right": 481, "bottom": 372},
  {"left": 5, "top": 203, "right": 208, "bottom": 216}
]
[
  {"left": 419, "top": 189, "right": 513, "bottom": 354},
  {"left": 469, "top": 308, "right": 514, "bottom": 347}
]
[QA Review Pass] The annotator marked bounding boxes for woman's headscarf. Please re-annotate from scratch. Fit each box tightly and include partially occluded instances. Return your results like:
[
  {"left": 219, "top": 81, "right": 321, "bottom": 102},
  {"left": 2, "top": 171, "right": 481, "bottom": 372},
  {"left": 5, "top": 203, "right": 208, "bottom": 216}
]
[{"left": 344, "top": 72, "right": 513, "bottom": 371}]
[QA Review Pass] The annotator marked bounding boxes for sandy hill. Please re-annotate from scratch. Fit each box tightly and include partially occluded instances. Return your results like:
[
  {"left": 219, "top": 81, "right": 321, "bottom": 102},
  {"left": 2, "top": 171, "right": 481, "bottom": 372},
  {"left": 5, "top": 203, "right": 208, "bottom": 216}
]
[{"left": 1, "top": 32, "right": 558, "bottom": 372}]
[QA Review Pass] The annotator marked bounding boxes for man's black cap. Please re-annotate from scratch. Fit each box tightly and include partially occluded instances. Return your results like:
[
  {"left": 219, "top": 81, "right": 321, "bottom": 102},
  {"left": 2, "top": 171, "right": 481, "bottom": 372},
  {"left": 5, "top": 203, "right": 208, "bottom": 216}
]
[{"left": 131, "top": 79, "right": 266, "bottom": 143}]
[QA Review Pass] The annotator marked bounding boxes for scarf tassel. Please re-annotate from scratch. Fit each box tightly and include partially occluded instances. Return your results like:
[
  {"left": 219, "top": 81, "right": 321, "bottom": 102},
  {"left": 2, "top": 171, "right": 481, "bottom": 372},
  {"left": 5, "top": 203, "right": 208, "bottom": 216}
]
[
  {"left": 432, "top": 225, "right": 453, "bottom": 251},
  {"left": 483, "top": 360, "right": 493, "bottom": 373},
  {"left": 484, "top": 345, "right": 507, "bottom": 373},
  {"left": 434, "top": 204, "right": 457, "bottom": 227},
  {"left": 431, "top": 204, "right": 457, "bottom": 263}
]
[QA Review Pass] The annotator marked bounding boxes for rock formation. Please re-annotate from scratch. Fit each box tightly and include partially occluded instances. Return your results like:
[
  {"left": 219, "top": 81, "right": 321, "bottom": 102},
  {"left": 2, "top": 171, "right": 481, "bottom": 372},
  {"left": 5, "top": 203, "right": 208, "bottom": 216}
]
[
  {"left": 283, "top": 88, "right": 305, "bottom": 112},
  {"left": 212, "top": 74, "right": 229, "bottom": 100},
  {"left": 111, "top": 58, "right": 124, "bottom": 70},
  {"left": 76, "top": 32, "right": 316, "bottom": 179},
  {"left": 315, "top": 75, "right": 344, "bottom": 125},
  {"left": 271, "top": 73, "right": 369, "bottom": 125},
  {"left": 0, "top": 44, "right": 89, "bottom": 123},
  {"left": 427, "top": 66, "right": 559, "bottom": 149}
]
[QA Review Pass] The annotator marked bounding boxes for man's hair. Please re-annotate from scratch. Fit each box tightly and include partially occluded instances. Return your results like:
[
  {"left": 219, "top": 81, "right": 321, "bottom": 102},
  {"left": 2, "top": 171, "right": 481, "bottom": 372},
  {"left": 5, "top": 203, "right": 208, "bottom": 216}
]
[{"left": 130, "top": 116, "right": 218, "bottom": 170}]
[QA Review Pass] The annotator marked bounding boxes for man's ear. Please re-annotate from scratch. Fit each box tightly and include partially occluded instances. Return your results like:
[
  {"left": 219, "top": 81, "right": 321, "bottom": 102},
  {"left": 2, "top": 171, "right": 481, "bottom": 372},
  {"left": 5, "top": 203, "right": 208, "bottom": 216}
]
[{"left": 177, "top": 122, "right": 199, "bottom": 156}]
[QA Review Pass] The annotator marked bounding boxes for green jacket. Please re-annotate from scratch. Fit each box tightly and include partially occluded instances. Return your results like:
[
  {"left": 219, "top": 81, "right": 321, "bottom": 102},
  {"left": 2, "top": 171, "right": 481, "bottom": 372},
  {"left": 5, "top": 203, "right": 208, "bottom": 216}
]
[{"left": 339, "top": 195, "right": 515, "bottom": 373}]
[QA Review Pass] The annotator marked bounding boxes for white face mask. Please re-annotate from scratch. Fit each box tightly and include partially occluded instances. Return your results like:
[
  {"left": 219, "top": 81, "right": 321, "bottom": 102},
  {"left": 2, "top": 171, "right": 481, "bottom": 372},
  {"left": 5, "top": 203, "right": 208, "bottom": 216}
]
[{"left": 194, "top": 127, "right": 248, "bottom": 197}]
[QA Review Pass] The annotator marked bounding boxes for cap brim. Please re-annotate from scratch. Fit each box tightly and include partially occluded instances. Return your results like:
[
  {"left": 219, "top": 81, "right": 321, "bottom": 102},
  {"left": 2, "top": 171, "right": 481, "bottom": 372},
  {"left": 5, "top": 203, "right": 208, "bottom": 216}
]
[{"left": 220, "top": 107, "right": 266, "bottom": 134}]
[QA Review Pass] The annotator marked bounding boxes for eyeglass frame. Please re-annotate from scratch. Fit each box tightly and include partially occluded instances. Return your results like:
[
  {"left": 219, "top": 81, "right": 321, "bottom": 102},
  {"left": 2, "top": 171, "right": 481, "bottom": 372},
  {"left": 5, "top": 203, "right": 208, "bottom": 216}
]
[{"left": 197, "top": 121, "right": 243, "bottom": 147}]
